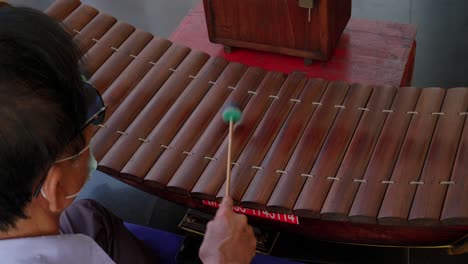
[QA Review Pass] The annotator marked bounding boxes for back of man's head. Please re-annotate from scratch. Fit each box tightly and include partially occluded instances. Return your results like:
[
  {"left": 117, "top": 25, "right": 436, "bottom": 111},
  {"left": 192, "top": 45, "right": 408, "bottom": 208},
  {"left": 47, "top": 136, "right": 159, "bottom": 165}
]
[{"left": 0, "top": 6, "right": 86, "bottom": 231}]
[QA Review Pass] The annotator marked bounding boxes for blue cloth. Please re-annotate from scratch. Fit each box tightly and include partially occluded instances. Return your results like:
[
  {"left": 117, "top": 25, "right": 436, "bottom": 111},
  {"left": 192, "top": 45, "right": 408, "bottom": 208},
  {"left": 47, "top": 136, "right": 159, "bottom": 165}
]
[
  {"left": 252, "top": 254, "right": 302, "bottom": 264},
  {"left": 125, "top": 222, "right": 302, "bottom": 264},
  {"left": 124, "top": 223, "right": 183, "bottom": 264}
]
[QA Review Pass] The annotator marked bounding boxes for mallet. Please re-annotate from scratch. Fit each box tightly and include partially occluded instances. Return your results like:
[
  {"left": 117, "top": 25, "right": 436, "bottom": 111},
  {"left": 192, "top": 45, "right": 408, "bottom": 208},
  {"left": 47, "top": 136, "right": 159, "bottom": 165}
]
[{"left": 222, "top": 105, "right": 242, "bottom": 198}]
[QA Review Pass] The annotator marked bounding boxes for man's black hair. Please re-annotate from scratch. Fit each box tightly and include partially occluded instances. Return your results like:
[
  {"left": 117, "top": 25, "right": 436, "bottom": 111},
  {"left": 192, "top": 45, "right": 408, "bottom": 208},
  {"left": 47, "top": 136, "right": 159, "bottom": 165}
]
[{"left": 0, "top": 6, "right": 86, "bottom": 231}]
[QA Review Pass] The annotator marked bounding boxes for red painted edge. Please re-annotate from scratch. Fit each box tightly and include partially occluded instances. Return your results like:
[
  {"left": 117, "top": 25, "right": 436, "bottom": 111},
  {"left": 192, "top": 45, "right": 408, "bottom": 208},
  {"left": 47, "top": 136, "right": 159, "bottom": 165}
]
[{"left": 202, "top": 200, "right": 300, "bottom": 225}]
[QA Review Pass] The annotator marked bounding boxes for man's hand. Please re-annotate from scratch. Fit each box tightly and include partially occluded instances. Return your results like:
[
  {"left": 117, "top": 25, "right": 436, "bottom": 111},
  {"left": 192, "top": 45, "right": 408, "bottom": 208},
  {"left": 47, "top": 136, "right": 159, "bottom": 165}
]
[{"left": 199, "top": 196, "right": 257, "bottom": 264}]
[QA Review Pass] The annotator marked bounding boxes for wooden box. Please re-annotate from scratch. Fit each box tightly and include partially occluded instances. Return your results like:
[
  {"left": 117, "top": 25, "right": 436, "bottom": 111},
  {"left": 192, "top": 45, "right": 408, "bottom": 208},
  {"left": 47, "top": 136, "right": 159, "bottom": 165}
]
[{"left": 203, "top": 0, "right": 352, "bottom": 62}]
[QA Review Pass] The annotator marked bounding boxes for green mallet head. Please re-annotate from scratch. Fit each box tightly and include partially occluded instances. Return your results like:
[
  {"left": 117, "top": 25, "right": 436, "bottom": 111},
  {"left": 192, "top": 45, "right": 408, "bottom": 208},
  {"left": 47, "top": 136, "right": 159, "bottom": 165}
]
[{"left": 222, "top": 105, "right": 242, "bottom": 123}]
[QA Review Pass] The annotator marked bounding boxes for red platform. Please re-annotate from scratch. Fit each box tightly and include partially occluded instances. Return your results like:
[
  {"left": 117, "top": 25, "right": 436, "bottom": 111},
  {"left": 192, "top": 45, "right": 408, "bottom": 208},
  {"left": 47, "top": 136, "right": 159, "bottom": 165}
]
[{"left": 170, "top": 2, "right": 417, "bottom": 87}]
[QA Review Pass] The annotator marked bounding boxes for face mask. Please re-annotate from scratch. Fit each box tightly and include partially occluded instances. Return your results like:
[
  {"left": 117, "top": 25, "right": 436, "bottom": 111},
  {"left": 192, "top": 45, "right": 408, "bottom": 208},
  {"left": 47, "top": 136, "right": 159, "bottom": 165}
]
[{"left": 41, "top": 153, "right": 98, "bottom": 200}]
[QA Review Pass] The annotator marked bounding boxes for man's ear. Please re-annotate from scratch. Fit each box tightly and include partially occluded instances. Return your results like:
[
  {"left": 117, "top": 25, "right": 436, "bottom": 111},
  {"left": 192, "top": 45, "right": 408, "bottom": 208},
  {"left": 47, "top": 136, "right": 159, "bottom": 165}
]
[{"left": 42, "top": 165, "right": 66, "bottom": 213}]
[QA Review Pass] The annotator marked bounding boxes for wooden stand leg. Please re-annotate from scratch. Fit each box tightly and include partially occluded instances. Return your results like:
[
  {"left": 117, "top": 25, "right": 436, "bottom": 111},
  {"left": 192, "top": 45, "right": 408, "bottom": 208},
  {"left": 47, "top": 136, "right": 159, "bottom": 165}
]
[
  {"left": 304, "top": 58, "right": 314, "bottom": 66},
  {"left": 224, "top": 45, "right": 233, "bottom": 53}
]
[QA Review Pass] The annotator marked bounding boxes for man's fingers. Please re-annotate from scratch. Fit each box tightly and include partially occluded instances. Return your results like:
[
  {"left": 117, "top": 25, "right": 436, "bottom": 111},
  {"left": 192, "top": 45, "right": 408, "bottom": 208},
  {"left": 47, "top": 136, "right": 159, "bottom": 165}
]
[
  {"left": 215, "top": 196, "right": 233, "bottom": 217},
  {"left": 220, "top": 195, "right": 233, "bottom": 209},
  {"left": 248, "top": 226, "right": 255, "bottom": 239},
  {"left": 250, "top": 237, "right": 257, "bottom": 249},
  {"left": 206, "top": 220, "right": 215, "bottom": 231},
  {"left": 234, "top": 213, "right": 248, "bottom": 226}
]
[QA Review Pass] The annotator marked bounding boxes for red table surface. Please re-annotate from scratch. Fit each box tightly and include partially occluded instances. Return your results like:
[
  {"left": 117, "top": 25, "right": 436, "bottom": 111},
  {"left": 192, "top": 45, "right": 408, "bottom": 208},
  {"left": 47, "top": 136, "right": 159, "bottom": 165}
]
[{"left": 170, "top": 2, "right": 417, "bottom": 87}]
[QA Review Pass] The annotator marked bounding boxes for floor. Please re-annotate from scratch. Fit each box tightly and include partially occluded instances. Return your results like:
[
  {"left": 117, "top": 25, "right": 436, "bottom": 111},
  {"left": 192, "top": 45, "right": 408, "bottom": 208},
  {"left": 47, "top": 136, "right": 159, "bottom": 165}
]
[{"left": 9, "top": 0, "right": 468, "bottom": 263}]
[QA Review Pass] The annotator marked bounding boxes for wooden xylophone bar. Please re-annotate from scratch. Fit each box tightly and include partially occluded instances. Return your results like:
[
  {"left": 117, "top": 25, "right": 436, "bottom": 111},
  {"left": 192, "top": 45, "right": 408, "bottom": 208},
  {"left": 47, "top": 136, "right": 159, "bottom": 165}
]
[{"left": 45, "top": 0, "right": 468, "bottom": 248}]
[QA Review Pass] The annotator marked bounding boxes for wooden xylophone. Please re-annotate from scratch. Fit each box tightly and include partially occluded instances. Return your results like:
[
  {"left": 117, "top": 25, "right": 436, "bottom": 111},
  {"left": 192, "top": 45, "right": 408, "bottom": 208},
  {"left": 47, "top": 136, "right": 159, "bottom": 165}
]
[{"left": 46, "top": 0, "right": 468, "bottom": 249}]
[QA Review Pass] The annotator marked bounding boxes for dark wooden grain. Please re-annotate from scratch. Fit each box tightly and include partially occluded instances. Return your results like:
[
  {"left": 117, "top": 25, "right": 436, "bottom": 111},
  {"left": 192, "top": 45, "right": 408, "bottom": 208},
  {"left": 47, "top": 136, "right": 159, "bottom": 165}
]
[
  {"left": 103, "top": 173, "right": 468, "bottom": 247},
  {"left": 98, "top": 51, "right": 208, "bottom": 175},
  {"left": 441, "top": 111, "right": 468, "bottom": 225},
  {"left": 45, "top": 0, "right": 81, "bottom": 21},
  {"left": 207, "top": 0, "right": 315, "bottom": 52},
  {"left": 319, "top": 86, "right": 397, "bottom": 221},
  {"left": 98, "top": 38, "right": 172, "bottom": 116},
  {"left": 84, "top": 22, "right": 135, "bottom": 75},
  {"left": 378, "top": 88, "right": 446, "bottom": 225},
  {"left": 123, "top": 174, "right": 468, "bottom": 247},
  {"left": 73, "top": 13, "right": 117, "bottom": 54},
  {"left": 191, "top": 72, "right": 286, "bottom": 200},
  {"left": 216, "top": 72, "right": 308, "bottom": 202},
  {"left": 203, "top": 0, "right": 351, "bottom": 60},
  {"left": 409, "top": 88, "right": 468, "bottom": 225},
  {"left": 120, "top": 56, "right": 227, "bottom": 181},
  {"left": 349, "top": 88, "right": 421, "bottom": 224},
  {"left": 147, "top": 62, "right": 247, "bottom": 188},
  {"left": 167, "top": 68, "right": 267, "bottom": 194},
  {"left": 209, "top": 0, "right": 310, "bottom": 50},
  {"left": 93, "top": 43, "right": 190, "bottom": 160},
  {"left": 62, "top": 4, "right": 98, "bottom": 36},
  {"left": 241, "top": 79, "right": 328, "bottom": 209},
  {"left": 293, "top": 84, "right": 373, "bottom": 218},
  {"left": 88, "top": 30, "right": 153, "bottom": 94},
  {"left": 44, "top": 0, "right": 81, "bottom": 21},
  {"left": 266, "top": 81, "right": 350, "bottom": 214}
]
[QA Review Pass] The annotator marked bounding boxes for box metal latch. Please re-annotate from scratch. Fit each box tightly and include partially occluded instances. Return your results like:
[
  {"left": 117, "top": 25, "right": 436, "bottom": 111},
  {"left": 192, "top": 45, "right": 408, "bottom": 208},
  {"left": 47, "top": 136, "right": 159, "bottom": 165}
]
[{"left": 298, "top": 0, "right": 314, "bottom": 22}]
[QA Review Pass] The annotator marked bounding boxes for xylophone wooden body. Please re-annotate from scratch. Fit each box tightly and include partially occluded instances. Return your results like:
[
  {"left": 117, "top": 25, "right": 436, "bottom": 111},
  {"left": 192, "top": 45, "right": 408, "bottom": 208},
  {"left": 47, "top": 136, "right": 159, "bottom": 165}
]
[{"left": 45, "top": 0, "right": 468, "bottom": 248}]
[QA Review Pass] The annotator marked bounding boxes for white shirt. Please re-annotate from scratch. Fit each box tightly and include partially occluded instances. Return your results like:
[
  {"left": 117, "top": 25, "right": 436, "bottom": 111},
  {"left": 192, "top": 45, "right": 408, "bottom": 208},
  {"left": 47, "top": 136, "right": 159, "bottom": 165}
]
[{"left": 0, "top": 234, "right": 115, "bottom": 263}]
